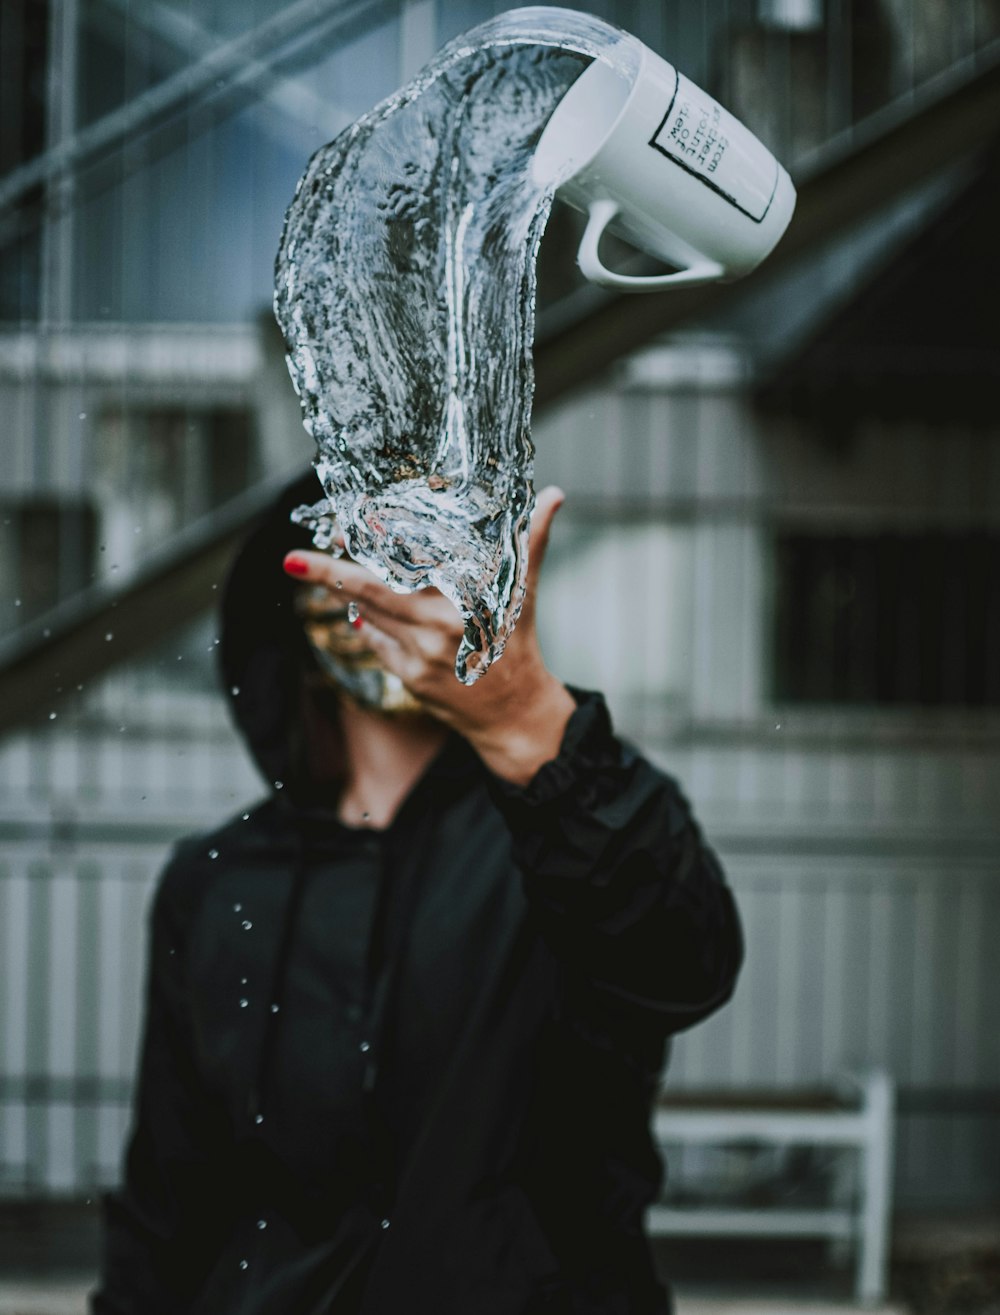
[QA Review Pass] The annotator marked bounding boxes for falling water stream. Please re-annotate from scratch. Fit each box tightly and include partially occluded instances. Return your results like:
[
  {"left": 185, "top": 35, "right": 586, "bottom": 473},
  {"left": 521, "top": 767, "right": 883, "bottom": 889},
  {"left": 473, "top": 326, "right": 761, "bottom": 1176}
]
[{"left": 274, "top": 7, "right": 639, "bottom": 682}]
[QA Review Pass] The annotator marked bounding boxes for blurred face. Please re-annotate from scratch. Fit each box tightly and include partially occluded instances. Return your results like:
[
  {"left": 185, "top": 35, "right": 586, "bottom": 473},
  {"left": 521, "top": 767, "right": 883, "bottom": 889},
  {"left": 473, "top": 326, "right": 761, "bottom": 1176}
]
[{"left": 294, "top": 584, "right": 422, "bottom": 715}]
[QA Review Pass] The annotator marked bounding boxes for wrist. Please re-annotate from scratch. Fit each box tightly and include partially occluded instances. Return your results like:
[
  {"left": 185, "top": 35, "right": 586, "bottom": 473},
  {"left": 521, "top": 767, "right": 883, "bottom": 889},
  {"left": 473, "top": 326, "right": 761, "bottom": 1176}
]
[{"left": 465, "top": 675, "right": 575, "bottom": 786}]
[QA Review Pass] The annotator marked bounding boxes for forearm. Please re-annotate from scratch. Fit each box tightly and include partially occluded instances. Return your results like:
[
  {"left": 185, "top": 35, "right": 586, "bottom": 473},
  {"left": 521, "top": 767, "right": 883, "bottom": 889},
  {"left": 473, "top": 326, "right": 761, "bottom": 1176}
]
[{"left": 491, "top": 690, "right": 743, "bottom": 1022}]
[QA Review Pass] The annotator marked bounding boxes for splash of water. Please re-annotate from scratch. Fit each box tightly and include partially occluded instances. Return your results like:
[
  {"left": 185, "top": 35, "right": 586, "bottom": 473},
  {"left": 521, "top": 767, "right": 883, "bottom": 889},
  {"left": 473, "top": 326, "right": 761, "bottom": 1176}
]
[{"left": 274, "top": 7, "right": 639, "bottom": 682}]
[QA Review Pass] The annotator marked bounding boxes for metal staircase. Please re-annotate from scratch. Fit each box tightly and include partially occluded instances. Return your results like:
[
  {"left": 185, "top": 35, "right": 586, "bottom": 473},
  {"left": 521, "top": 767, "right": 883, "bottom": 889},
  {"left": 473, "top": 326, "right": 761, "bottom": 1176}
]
[{"left": 2, "top": 0, "right": 1000, "bottom": 736}]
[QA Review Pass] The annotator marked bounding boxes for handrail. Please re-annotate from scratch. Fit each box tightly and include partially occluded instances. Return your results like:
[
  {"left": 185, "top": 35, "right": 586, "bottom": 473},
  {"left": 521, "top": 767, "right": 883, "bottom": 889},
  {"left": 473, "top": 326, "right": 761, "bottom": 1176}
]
[
  {"left": 0, "top": 0, "right": 391, "bottom": 215},
  {"left": 0, "top": 470, "right": 303, "bottom": 737},
  {"left": 2, "top": 47, "right": 1000, "bottom": 737}
]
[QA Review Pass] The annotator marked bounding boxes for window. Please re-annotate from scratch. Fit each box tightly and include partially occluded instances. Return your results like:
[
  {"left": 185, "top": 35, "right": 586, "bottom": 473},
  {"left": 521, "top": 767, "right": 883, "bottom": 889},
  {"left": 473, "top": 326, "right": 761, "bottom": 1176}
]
[
  {"left": 94, "top": 405, "right": 256, "bottom": 544},
  {"left": 773, "top": 530, "right": 1000, "bottom": 707},
  {"left": 0, "top": 497, "right": 98, "bottom": 622},
  {"left": 0, "top": 0, "right": 49, "bottom": 321}
]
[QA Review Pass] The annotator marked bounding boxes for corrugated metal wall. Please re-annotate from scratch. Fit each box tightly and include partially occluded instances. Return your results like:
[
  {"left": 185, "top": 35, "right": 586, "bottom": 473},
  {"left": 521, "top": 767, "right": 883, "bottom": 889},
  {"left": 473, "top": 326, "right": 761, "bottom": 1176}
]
[
  {"left": 0, "top": 674, "right": 260, "bottom": 1193},
  {"left": 533, "top": 342, "right": 1000, "bottom": 1208},
  {"left": 2, "top": 0, "right": 999, "bottom": 1217},
  {"left": 1, "top": 340, "right": 997, "bottom": 1208}
]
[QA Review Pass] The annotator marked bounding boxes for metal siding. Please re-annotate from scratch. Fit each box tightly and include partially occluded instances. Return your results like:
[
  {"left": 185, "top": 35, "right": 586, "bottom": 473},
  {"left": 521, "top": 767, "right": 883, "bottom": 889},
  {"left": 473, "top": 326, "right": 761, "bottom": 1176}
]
[{"left": 2, "top": 3, "right": 1000, "bottom": 1215}]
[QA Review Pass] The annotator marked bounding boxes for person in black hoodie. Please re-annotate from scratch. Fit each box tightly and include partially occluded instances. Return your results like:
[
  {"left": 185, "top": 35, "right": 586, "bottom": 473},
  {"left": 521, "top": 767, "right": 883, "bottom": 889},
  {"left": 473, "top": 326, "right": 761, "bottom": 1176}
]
[{"left": 93, "top": 470, "right": 743, "bottom": 1315}]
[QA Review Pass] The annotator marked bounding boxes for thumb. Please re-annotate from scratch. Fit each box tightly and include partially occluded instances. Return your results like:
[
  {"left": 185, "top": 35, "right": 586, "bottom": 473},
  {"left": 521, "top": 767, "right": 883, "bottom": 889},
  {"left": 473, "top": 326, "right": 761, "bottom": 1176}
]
[{"left": 524, "top": 485, "right": 565, "bottom": 603}]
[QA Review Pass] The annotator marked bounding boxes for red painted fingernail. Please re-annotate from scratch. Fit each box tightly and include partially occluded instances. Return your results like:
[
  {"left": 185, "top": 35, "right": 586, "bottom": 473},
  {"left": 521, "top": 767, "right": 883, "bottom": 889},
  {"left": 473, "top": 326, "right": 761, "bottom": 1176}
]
[
  {"left": 350, "top": 616, "right": 363, "bottom": 630},
  {"left": 283, "top": 554, "right": 309, "bottom": 576}
]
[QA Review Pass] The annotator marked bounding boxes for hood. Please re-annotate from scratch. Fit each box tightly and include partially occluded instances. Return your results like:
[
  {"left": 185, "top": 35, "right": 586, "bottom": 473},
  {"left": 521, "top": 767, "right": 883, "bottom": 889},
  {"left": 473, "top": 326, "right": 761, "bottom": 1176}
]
[{"left": 218, "top": 467, "right": 345, "bottom": 798}]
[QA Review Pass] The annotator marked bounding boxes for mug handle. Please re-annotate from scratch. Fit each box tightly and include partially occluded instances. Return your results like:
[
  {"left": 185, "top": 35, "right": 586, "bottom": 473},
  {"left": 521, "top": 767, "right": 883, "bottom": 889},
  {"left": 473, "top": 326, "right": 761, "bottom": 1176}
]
[{"left": 577, "top": 199, "right": 725, "bottom": 292}]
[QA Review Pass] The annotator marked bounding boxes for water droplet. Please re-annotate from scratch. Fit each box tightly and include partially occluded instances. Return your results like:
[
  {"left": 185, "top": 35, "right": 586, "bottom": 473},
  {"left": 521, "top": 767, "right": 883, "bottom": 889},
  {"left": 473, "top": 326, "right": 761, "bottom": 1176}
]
[
  {"left": 239, "top": 997, "right": 249, "bottom": 1008},
  {"left": 257, "top": 1218, "right": 268, "bottom": 1230},
  {"left": 14, "top": 598, "right": 21, "bottom": 607},
  {"left": 241, "top": 976, "right": 248, "bottom": 985},
  {"left": 213, "top": 637, "right": 220, "bottom": 646},
  {"left": 77, "top": 683, "right": 83, "bottom": 690},
  {"left": 118, "top": 725, "right": 126, "bottom": 733},
  {"left": 335, "top": 579, "right": 343, "bottom": 589},
  {"left": 242, "top": 812, "right": 250, "bottom": 821},
  {"left": 177, "top": 655, "right": 183, "bottom": 661},
  {"left": 105, "top": 632, "right": 113, "bottom": 642},
  {"left": 231, "top": 685, "right": 240, "bottom": 696},
  {"left": 359, "top": 1040, "right": 371, "bottom": 1054},
  {"left": 78, "top": 411, "right": 87, "bottom": 419},
  {"left": 43, "top": 628, "right": 51, "bottom": 638},
  {"left": 208, "top": 848, "right": 219, "bottom": 860},
  {"left": 234, "top": 903, "right": 242, "bottom": 913},
  {"left": 273, "top": 12, "right": 630, "bottom": 685},
  {"left": 270, "top": 1003, "right": 280, "bottom": 1014},
  {"left": 774, "top": 723, "right": 782, "bottom": 731},
  {"left": 238, "top": 1258, "right": 249, "bottom": 1271},
  {"left": 347, "top": 601, "right": 360, "bottom": 624},
  {"left": 254, "top": 1113, "right": 264, "bottom": 1125},
  {"left": 48, "top": 711, "right": 57, "bottom": 720},
  {"left": 380, "top": 1217, "right": 391, "bottom": 1230},
  {"left": 242, "top": 919, "right": 253, "bottom": 931},
  {"left": 273, "top": 780, "right": 284, "bottom": 790}
]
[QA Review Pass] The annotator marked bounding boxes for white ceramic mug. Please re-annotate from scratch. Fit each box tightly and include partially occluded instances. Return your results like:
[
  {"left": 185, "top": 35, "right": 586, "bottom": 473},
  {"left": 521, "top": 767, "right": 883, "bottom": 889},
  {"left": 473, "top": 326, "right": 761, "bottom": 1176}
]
[{"left": 532, "top": 40, "right": 796, "bottom": 291}]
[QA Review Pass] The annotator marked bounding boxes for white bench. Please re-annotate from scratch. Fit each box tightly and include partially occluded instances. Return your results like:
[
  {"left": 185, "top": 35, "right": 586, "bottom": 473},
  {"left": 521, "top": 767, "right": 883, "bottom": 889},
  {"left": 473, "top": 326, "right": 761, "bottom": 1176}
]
[{"left": 647, "top": 1071, "right": 895, "bottom": 1306}]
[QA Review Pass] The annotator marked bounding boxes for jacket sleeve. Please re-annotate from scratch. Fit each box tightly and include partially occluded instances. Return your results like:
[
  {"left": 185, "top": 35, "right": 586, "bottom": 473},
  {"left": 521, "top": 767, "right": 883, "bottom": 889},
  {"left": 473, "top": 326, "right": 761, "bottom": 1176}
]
[
  {"left": 92, "top": 852, "right": 230, "bottom": 1313},
  {"left": 490, "top": 689, "right": 743, "bottom": 1035}
]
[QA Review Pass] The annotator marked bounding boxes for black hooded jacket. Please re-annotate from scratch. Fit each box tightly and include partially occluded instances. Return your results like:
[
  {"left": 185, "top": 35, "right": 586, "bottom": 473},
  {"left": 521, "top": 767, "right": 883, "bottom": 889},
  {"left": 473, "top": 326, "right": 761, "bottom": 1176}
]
[{"left": 93, "top": 473, "right": 743, "bottom": 1315}]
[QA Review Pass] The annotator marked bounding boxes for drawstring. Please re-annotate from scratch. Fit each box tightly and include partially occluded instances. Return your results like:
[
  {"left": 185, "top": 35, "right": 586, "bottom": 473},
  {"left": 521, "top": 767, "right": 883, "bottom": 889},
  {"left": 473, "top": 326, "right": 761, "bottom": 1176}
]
[
  {"left": 247, "top": 827, "right": 310, "bottom": 1126},
  {"left": 246, "top": 747, "right": 469, "bottom": 1129}
]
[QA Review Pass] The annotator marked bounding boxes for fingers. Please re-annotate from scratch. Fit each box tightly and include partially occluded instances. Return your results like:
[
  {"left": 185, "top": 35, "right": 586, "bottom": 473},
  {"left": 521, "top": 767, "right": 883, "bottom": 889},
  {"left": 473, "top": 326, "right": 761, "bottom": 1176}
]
[
  {"left": 527, "top": 486, "right": 565, "bottom": 582},
  {"left": 283, "top": 484, "right": 567, "bottom": 641},
  {"left": 283, "top": 549, "right": 462, "bottom": 668},
  {"left": 284, "top": 551, "right": 440, "bottom": 623},
  {"left": 283, "top": 550, "right": 381, "bottom": 601},
  {"left": 362, "top": 616, "right": 453, "bottom": 696},
  {"left": 360, "top": 602, "right": 461, "bottom": 657},
  {"left": 355, "top": 615, "right": 408, "bottom": 675},
  {"left": 520, "top": 486, "right": 564, "bottom": 624},
  {"left": 284, "top": 486, "right": 566, "bottom": 607}
]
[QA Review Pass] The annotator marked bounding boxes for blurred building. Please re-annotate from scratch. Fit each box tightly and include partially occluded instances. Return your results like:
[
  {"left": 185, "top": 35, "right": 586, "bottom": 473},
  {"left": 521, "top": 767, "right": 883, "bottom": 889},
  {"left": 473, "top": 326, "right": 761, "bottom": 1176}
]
[{"left": 1, "top": 0, "right": 998, "bottom": 1258}]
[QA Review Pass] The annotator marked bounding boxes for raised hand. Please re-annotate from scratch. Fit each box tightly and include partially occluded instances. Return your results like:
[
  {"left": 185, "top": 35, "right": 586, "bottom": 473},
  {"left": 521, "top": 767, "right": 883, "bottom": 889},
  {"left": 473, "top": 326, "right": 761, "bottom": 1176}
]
[{"left": 284, "top": 486, "right": 575, "bottom": 785}]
